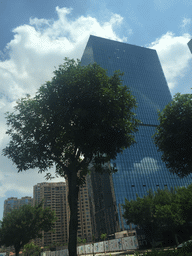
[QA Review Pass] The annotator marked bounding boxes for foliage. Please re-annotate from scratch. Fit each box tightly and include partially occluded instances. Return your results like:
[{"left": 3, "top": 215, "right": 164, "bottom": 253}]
[
  {"left": 122, "top": 185, "right": 192, "bottom": 247},
  {"left": 2, "top": 58, "right": 139, "bottom": 256},
  {"left": 0, "top": 203, "right": 56, "bottom": 256},
  {"left": 175, "top": 183, "right": 192, "bottom": 224},
  {"left": 153, "top": 93, "right": 192, "bottom": 178},
  {"left": 133, "top": 248, "right": 190, "bottom": 255},
  {"left": 23, "top": 242, "right": 41, "bottom": 256},
  {"left": 133, "top": 244, "right": 192, "bottom": 255},
  {"left": 77, "top": 237, "right": 86, "bottom": 245},
  {"left": 100, "top": 233, "right": 107, "bottom": 241},
  {"left": 2, "top": 58, "right": 139, "bottom": 181},
  {"left": 122, "top": 190, "right": 162, "bottom": 247},
  {"left": 177, "top": 240, "right": 192, "bottom": 254},
  {"left": 153, "top": 187, "right": 187, "bottom": 245},
  {"left": 77, "top": 237, "right": 82, "bottom": 244}
]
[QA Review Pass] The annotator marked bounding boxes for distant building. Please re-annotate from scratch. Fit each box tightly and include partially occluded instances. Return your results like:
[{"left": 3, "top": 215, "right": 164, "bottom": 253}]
[
  {"left": 65, "top": 178, "right": 93, "bottom": 242},
  {"left": 188, "top": 39, "right": 192, "bottom": 54},
  {"left": 3, "top": 196, "right": 33, "bottom": 217},
  {"left": 33, "top": 181, "right": 93, "bottom": 247},
  {"left": 33, "top": 182, "right": 69, "bottom": 247}
]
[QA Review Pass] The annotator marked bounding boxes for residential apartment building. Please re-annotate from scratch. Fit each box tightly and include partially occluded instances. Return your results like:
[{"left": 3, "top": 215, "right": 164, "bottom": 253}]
[
  {"left": 33, "top": 180, "right": 95, "bottom": 247},
  {"left": 65, "top": 178, "right": 93, "bottom": 243},
  {"left": 33, "top": 182, "right": 69, "bottom": 247}
]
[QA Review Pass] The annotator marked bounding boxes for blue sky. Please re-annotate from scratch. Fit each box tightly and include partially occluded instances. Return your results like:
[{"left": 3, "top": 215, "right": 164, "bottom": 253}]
[{"left": 0, "top": 0, "right": 192, "bottom": 220}]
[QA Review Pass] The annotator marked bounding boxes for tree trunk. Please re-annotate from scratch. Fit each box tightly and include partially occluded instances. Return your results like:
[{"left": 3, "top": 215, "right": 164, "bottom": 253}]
[
  {"left": 174, "top": 233, "right": 179, "bottom": 246},
  {"left": 67, "top": 168, "right": 79, "bottom": 256},
  {"left": 14, "top": 244, "right": 21, "bottom": 256}
]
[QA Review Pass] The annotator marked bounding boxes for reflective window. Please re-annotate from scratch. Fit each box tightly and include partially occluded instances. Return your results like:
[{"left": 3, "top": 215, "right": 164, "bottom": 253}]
[{"left": 81, "top": 35, "right": 192, "bottom": 230}]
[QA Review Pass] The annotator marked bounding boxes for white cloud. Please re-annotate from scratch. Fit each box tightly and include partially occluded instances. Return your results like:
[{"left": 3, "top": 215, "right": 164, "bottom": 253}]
[
  {"left": 147, "top": 32, "right": 192, "bottom": 90},
  {"left": 0, "top": 6, "right": 126, "bottom": 144},
  {"left": 0, "top": 7, "right": 126, "bottom": 102},
  {"left": 181, "top": 18, "right": 191, "bottom": 28}
]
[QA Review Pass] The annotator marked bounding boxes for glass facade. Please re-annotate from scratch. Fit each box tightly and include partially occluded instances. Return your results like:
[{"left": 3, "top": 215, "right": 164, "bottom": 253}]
[
  {"left": 188, "top": 39, "right": 192, "bottom": 54},
  {"left": 81, "top": 35, "right": 192, "bottom": 230}
]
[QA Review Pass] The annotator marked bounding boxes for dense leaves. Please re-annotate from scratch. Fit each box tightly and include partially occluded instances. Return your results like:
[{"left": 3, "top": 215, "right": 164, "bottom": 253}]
[
  {"left": 2, "top": 58, "right": 139, "bottom": 256},
  {"left": 3, "top": 59, "right": 139, "bottom": 181},
  {"left": 0, "top": 204, "right": 56, "bottom": 256},
  {"left": 23, "top": 242, "right": 41, "bottom": 256},
  {"left": 122, "top": 185, "right": 192, "bottom": 247},
  {"left": 153, "top": 93, "right": 192, "bottom": 178},
  {"left": 122, "top": 190, "right": 162, "bottom": 247}
]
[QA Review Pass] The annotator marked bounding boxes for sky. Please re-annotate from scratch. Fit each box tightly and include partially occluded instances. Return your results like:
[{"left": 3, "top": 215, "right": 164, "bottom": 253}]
[{"left": 0, "top": 0, "right": 192, "bottom": 220}]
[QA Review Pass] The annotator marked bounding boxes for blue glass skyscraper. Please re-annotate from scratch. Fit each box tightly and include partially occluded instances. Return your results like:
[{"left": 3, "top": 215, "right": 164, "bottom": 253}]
[{"left": 81, "top": 35, "right": 192, "bottom": 230}]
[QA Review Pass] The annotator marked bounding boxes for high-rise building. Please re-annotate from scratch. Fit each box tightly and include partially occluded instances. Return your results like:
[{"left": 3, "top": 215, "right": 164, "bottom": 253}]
[
  {"left": 81, "top": 35, "right": 192, "bottom": 230},
  {"left": 3, "top": 196, "right": 33, "bottom": 217},
  {"left": 67, "top": 172, "right": 117, "bottom": 242},
  {"left": 86, "top": 170, "right": 120, "bottom": 240},
  {"left": 33, "top": 181, "right": 94, "bottom": 247},
  {"left": 72, "top": 179, "right": 93, "bottom": 242},
  {"left": 187, "top": 39, "right": 192, "bottom": 54},
  {"left": 33, "top": 182, "right": 69, "bottom": 247}
]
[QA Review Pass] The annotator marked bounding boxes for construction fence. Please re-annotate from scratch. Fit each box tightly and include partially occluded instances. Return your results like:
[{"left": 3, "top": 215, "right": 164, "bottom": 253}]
[{"left": 41, "top": 236, "right": 139, "bottom": 256}]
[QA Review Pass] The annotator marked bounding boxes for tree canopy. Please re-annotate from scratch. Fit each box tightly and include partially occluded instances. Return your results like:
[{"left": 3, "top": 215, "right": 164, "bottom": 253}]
[
  {"left": 122, "top": 190, "right": 161, "bottom": 247},
  {"left": 0, "top": 203, "right": 56, "bottom": 256},
  {"left": 2, "top": 58, "right": 140, "bottom": 256},
  {"left": 122, "top": 185, "right": 192, "bottom": 247},
  {"left": 153, "top": 93, "right": 192, "bottom": 178}
]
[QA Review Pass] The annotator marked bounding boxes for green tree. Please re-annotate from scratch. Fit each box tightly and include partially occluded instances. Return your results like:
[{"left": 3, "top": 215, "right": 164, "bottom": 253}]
[
  {"left": 176, "top": 184, "right": 192, "bottom": 224},
  {"left": 122, "top": 190, "right": 161, "bottom": 247},
  {"left": 23, "top": 242, "right": 41, "bottom": 256},
  {"left": 153, "top": 93, "right": 192, "bottom": 178},
  {"left": 154, "top": 187, "right": 185, "bottom": 246},
  {"left": 2, "top": 58, "right": 139, "bottom": 256},
  {"left": 123, "top": 187, "right": 189, "bottom": 247},
  {"left": 0, "top": 203, "right": 56, "bottom": 256}
]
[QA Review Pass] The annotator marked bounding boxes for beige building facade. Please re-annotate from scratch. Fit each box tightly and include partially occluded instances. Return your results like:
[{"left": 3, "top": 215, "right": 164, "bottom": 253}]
[
  {"left": 33, "top": 182, "right": 69, "bottom": 247},
  {"left": 75, "top": 181, "right": 93, "bottom": 242},
  {"left": 33, "top": 181, "right": 93, "bottom": 247}
]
